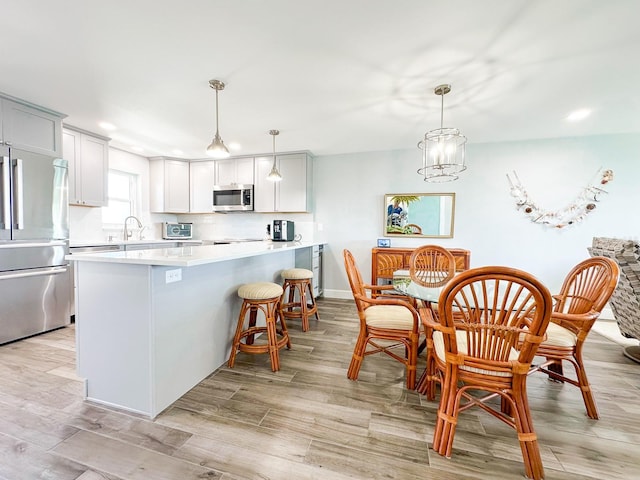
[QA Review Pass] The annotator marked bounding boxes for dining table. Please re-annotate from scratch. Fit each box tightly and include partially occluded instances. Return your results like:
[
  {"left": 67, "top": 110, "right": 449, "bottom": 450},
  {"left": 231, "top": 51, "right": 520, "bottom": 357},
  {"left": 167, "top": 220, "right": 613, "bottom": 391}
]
[{"left": 391, "top": 269, "right": 447, "bottom": 396}]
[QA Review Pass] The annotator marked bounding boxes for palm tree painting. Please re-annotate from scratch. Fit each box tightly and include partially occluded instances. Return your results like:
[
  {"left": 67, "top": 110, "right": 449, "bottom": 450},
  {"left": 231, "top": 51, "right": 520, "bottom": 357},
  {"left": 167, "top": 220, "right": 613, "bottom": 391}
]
[{"left": 386, "top": 195, "right": 420, "bottom": 234}]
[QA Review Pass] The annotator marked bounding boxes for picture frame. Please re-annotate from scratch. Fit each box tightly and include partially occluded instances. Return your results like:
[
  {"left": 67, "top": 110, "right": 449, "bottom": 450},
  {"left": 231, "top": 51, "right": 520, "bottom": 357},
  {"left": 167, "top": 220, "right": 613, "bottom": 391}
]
[
  {"left": 377, "top": 238, "right": 391, "bottom": 248},
  {"left": 384, "top": 193, "right": 455, "bottom": 238}
]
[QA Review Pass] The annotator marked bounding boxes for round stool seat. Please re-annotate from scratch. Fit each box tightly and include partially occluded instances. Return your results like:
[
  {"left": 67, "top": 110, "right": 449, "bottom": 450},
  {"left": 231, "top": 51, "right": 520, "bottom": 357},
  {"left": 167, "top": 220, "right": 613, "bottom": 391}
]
[
  {"left": 238, "top": 282, "right": 283, "bottom": 300},
  {"left": 281, "top": 268, "right": 313, "bottom": 280}
]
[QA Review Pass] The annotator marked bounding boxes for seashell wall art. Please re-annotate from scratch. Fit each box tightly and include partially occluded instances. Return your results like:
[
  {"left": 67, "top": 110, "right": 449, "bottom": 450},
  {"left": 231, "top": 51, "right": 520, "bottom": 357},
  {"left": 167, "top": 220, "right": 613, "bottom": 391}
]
[{"left": 506, "top": 168, "right": 613, "bottom": 229}]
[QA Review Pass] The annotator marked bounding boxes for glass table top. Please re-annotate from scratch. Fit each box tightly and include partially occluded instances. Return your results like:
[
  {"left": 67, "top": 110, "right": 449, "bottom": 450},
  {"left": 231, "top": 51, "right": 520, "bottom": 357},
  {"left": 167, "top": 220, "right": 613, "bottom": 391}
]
[{"left": 392, "top": 270, "right": 444, "bottom": 303}]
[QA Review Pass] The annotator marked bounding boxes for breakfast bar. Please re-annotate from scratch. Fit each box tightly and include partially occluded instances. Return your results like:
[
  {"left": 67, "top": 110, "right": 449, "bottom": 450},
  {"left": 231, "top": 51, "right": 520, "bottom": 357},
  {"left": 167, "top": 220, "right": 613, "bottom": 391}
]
[{"left": 68, "top": 241, "right": 322, "bottom": 418}]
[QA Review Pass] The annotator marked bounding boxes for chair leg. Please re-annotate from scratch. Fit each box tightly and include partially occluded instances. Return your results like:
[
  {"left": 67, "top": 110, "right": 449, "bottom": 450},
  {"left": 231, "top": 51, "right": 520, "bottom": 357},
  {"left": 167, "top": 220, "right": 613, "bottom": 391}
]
[
  {"left": 306, "top": 281, "right": 320, "bottom": 320},
  {"left": 545, "top": 358, "right": 564, "bottom": 381},
  {"left": 347, "top": 329, "right": 368, "bottom": 381},
  {"left": 299, "top": 283, "right": 309, "bottom": 332},
  {"left": 512, "top": 376, "right": 544, "bottom": 480},
  {"left": 228, "top": 301, "right": 250, "bottom": 368},
  {"left": 266, "top": 311, "right": 280, "bottom": 372},
  {"left": 405, "top": 334, "right": 418, "bottom": 390},
  {"left": 573, "top": 350, "right": 599, "bottom": 419},
  {"left": 433, "top": 365, "right": 459, "bottom": 457}
]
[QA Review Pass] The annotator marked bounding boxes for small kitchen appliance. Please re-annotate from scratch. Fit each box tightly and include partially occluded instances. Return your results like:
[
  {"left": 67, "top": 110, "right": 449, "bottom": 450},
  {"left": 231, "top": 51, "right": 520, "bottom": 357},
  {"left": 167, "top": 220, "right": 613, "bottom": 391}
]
[
  {"left": 272, "top": 220, "right": 294, "bottom": 241},
  {"left": 212, "top": 184, "right": 254, "bottom": 212},
  {"left": 163, "top": 222, "right": 193, "bottom": 239}
]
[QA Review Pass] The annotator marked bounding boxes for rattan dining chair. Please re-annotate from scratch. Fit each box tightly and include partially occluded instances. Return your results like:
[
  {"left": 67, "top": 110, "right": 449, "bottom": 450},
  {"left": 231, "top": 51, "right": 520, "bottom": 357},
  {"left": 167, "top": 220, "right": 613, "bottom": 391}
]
[
  {"left": 343, "top": 249, "right": 421, "bottom": 389},
  {"left": 425, "top": 266, "right": 553, "bottom": 480},
  {"left": 529, "top": 256, "right": 619, "bottom": 419},
  {"left": 409, "top": 245, "right": 456, "bottom": 287},
  {"left": 410, "top": 245, "right": 456, "bottom": 399}
]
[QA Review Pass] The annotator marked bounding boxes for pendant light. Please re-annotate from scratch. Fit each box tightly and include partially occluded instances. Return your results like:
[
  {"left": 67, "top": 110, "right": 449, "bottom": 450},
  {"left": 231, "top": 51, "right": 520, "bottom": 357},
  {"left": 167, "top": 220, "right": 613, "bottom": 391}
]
[
  {"left": 417, "top": 84, "right": 467, "bottom": 182},
  {"left": 266, "top": 129, "right": 282, "bottom": 182},
  {"left": 206, "top": 79, "right": 230, "bottom": 158}
]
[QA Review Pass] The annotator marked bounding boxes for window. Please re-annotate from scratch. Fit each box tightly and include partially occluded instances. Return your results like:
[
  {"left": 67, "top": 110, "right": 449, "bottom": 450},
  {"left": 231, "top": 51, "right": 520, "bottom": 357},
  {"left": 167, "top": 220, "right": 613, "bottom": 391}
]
[{"left": 102, "top": 170, "right": 138, "bottom": 224}]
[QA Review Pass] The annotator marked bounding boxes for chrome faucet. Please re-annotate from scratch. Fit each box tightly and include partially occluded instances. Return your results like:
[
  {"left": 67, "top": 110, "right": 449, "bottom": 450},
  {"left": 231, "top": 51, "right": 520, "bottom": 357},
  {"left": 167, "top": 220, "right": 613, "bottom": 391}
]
[{"left": 123, "top": 216, "right": 143, "bottom": 241}]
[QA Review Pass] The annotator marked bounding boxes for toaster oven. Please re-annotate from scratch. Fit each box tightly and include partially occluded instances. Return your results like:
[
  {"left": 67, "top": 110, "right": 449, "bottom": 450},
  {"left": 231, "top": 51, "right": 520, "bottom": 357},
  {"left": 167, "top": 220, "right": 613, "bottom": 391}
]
[{"left": 163, "top": 222, "right": 193, "bottom": 239}]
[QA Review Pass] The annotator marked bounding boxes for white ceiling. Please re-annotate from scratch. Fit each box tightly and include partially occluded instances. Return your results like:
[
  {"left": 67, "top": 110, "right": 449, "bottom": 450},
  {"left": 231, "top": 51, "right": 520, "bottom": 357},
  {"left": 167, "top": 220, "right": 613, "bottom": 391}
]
[{"left": 2, "top": 0, "right": 639, "bottom": 159}]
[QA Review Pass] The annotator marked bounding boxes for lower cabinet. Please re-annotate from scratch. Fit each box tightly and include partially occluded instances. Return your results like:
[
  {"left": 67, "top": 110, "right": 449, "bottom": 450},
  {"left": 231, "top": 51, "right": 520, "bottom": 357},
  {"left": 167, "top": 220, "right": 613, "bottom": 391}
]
[{"left": 295, "top": 244, "right": 324, "bottom": 297}]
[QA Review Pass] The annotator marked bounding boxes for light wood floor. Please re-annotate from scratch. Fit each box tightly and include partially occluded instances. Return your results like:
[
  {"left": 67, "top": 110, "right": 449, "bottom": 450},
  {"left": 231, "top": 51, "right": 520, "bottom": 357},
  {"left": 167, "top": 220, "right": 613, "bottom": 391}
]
[{"left": 1, "top": 298, "right": 640, "bottom": 479}]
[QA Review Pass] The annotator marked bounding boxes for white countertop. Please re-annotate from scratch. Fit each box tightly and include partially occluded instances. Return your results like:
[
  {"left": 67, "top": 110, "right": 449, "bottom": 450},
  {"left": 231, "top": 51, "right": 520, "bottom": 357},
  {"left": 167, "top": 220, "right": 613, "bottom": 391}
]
[
  {"left": 69, "top": 239, "right": 203, "bottom": 248},
  {"left": 66, "top": 241, "right": 323, "bottom": 267}
]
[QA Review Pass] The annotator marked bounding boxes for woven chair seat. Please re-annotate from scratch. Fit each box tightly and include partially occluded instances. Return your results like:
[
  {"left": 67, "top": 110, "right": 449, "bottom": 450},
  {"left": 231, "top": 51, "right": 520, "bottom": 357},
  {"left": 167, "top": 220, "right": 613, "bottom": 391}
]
[
  {"left": 238, "top": 282, "right": 283, "bottom": 300},
  {"left": 365, "top": 305, "right": 415, "bottom": 330},
  {"left": 540, "top": 322, "right": 578, "bottom": 347},
  {"left": 281, "top": 268, "right": 313, "bottom": 280}
]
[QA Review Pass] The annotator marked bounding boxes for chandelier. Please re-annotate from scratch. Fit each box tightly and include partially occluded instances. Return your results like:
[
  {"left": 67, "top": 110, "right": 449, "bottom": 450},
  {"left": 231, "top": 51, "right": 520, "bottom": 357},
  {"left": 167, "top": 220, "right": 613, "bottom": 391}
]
[
  {"left": 417, "top": 84, "right": 467, "bottom": 182},
  {"left": 266, "top": 129, "right": 282, "bottom": 181},
  {"left": 206, "top": 79, "right": 230, "bottom": 158}
]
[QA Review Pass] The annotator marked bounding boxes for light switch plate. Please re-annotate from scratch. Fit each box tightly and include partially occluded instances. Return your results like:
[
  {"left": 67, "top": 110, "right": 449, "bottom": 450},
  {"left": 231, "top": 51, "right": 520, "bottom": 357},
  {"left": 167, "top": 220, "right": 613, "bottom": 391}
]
[{"left": 166, "top": 269, "right": 182, "bottom": 283}]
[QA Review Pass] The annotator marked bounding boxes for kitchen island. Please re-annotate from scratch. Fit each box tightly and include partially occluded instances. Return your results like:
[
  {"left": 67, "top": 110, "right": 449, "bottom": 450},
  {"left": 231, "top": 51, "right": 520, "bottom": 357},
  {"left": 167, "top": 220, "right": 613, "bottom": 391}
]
[{"left": 67, "top": 241, "right": 323, "bottom": 418}]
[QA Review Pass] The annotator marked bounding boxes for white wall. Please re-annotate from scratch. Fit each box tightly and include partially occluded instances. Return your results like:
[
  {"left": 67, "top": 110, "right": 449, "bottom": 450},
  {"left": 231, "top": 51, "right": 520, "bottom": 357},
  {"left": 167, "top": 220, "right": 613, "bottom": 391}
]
[{"left": 314, "top": 133, "right": 640, "bottom": 298}]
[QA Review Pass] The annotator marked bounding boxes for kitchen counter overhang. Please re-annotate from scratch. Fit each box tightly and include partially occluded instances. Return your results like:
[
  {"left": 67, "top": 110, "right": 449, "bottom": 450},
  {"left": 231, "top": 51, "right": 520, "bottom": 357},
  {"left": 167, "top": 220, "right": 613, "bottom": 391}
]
[{"left": 66, "top": 240, "right": 319, "bottom": 267}]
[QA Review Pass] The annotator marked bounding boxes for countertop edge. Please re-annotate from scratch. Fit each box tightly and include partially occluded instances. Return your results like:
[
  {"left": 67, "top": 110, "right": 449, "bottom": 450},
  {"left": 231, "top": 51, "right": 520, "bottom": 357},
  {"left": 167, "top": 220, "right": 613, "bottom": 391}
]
[{"left": 66, "top": 241, "right": 325, "bottom": 267}]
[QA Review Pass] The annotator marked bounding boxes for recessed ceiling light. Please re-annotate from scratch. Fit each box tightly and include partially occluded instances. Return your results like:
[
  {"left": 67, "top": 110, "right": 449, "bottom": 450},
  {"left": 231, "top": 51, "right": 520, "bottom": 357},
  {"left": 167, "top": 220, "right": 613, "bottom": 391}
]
[
  {"left": 172, "top": 149, "right": 184, "bottom": 156},
  {"left": 228, "top": 142, "right": 241, "bottom": 151},
  {"left": 99, "top": 121, "right": 117, "bottom": 130},
  {"left": 566, "top": 109, "right": 591, "bottom": 122}
]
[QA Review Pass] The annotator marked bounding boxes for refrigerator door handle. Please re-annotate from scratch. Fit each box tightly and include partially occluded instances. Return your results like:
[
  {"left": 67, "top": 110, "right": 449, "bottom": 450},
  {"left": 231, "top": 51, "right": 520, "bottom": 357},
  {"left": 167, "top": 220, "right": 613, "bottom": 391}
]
[
  {"left": 0, "top": 265, "right": 68, "bottom": 281},
  {"left": 12, "top": 158, "right": 24, "bottom": 230},
  {"left": 1, "top": 156, "right": 10, "bottom": 231}
]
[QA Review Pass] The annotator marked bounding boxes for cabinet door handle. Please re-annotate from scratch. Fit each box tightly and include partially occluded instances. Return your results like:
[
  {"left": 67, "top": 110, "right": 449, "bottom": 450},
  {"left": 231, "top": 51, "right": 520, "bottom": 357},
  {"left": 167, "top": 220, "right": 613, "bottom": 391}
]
[
  {"left": 1, "top": 156, "right": 10, "bottom": 230},
  {"left": 12, "top": 158, "right": 24, "bottom": 229}
]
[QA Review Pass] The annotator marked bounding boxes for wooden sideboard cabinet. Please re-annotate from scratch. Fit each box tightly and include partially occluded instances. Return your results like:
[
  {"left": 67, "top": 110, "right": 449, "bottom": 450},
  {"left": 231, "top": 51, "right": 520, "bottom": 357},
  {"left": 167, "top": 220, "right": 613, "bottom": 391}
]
[{"left": 371, "top": 247, "right": 471, "bottom": 286}]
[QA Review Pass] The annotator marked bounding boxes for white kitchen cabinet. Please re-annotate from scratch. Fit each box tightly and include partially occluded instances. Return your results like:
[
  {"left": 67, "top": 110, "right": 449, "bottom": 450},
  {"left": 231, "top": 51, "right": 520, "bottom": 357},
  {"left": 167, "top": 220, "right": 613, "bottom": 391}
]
[
  {"left": 149, "top": 157, "right": 190, "bottom": 213},
  {"left": 254, "top": 152, "right": 313, "bottom": 212},
  {"left": 0, "top": 95, "right": 64, "bottom": 156},
  {"left": 189, "top": 161, "right": 215, "bottom": 212},
  {"left": 215, "top": 156, "right": 254, "bottom": 186},
  {"left": 63, "top": 126, "right": 109, "bottom": 207}
]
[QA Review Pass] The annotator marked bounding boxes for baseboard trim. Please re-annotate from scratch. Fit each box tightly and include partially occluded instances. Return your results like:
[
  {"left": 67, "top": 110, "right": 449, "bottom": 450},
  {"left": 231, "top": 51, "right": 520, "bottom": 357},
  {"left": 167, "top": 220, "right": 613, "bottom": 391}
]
[{"left": 322, "top": 289, "right": 352, "bottom": 300}]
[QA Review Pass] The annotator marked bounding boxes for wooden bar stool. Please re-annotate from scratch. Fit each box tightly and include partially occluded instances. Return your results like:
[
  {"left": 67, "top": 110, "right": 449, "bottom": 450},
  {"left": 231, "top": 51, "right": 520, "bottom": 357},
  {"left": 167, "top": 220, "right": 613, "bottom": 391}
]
[
  {"left": 280, "top": 268, "right": 319, "bottom": 332},
  {"left": 227, "top": 282, "right": 291, "bottom": 372}
]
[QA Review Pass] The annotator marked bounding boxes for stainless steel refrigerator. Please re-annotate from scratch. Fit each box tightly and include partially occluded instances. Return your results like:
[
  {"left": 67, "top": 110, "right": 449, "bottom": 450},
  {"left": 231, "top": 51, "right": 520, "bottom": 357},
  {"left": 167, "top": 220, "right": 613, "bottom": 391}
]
[{"left": 0, "top": 146, "right": 70, "bottom": 345}]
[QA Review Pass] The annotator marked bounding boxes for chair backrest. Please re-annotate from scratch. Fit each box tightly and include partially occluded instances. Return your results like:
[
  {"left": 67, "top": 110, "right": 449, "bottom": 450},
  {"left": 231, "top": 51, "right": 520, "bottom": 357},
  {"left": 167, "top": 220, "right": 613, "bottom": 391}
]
[
  {"left": 588, "top": 237, "right": 640, "bottom": 340},
  {"left": 555, "top": 256, "right": 619, "bottom": 317},
  {"left": 343, "top": 249, "right": 366, "bottom": 302},
  {"left": 437, "top": 266, "right": 553, "bottom": 368},
  {"left": 410, "top": 245, "right": 456, "bottom": 287}
]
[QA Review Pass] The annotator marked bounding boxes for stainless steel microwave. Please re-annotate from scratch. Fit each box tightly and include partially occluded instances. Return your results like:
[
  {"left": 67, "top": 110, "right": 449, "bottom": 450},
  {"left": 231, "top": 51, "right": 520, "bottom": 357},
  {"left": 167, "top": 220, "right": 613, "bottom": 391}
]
[{"left": 212, "top": 184, "right": 254, "bottom": 212}]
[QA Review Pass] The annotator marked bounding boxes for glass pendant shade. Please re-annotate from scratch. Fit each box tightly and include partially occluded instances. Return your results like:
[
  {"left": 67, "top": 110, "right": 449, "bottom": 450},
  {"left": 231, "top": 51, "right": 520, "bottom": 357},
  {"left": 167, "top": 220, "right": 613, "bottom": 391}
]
[
  {"left": 417, "top": 84, "right": 467, "bottom": 182},
  {"left": 206, "top": 132, "right": 230, "bottom": 158},
  {"left": 266, "top": 129, "right": 282, "bottom": 182},
  {"left": 206, "top": 79, "right": 230, "bottom": 158}
]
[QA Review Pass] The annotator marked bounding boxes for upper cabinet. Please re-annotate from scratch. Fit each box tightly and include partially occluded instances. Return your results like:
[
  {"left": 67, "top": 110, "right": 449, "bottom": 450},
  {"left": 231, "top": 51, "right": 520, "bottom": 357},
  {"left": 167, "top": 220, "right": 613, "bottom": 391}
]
[
  {"left": 149, "top": 157, "right": 190, "bottom": 213},
  {"left": 254, "top": 152, "right": 313, "bottom": 213},
  {"left": 189, "top": 161, "right": 215, "bottom": 213},
  {"left": 215, "top": 157, "right": 254, "bottom": 186},
  {"left": 63, "top": 126, "right": 109, "bottom": 207},
  {"left": 0, "top": 95, "right": 65, "bottom": 156}
]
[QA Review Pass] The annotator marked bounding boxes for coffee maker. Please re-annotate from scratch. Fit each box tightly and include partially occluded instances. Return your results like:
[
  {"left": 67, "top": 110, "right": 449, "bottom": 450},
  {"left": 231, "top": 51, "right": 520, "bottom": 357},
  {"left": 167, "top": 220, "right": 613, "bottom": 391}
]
[{"left": 272, "top": 220, "right": 295, "bottom": 241}]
